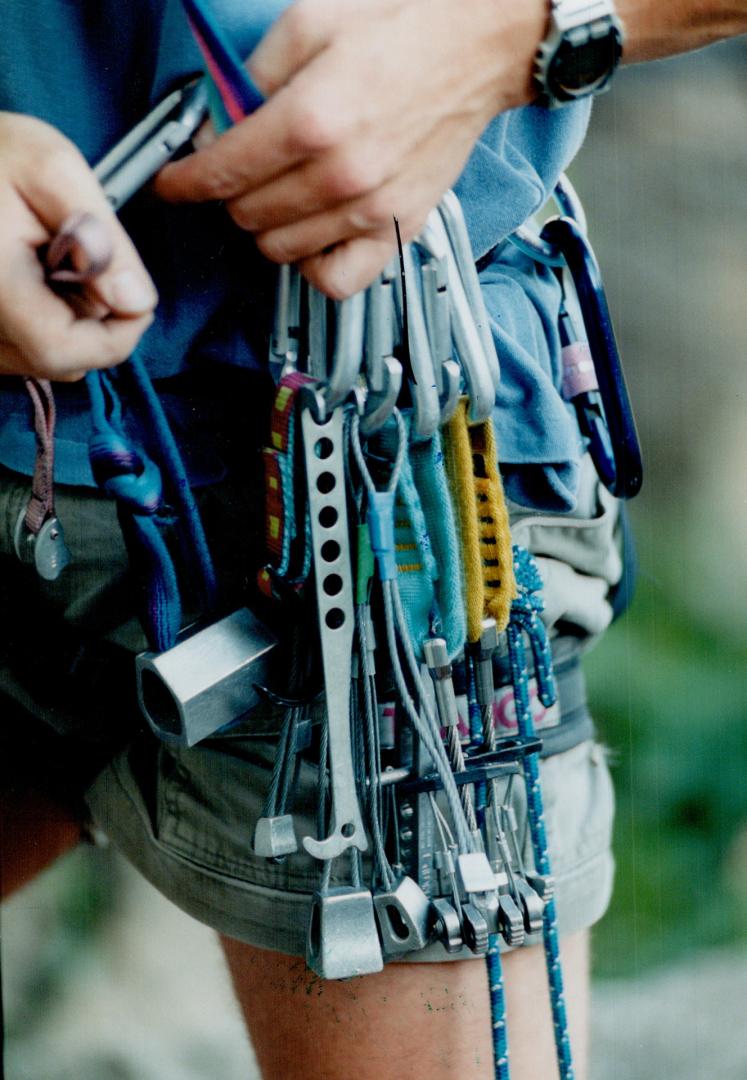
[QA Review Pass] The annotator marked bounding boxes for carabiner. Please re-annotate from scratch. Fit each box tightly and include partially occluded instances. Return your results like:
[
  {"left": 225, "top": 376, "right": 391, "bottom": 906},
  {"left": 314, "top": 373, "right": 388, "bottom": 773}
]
[
  {"left": 361, "top": 265, "right": 402, "bottom": 435},
  {"left": 542, "top": 215, "right": 643, "bottom": 499},
  {"left": 437, "top": 191, "right": 501, "bottom": 392},
  {"left": 558, "top": 300, "right": 617, "bottom": 492},
  {"left": 508, "top": 173, "right": 588, "bottom": 268},
  {"left": 94, "top": 78, "right": 209, "bottom": 211},
  {"left": 392, "top": 243, "right": 441, "bottom": 441},
  {"left": 417, "top": 212, "right": 495, "bottom": 424},
  {"left": 417, "top": 230, "right": 460, "bottom": 424}
]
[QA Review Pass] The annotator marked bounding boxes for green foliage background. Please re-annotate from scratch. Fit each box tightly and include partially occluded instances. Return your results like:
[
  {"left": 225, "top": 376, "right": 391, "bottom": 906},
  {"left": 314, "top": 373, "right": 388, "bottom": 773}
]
[
  {"left": 587, "top": 564, "right": 747, "bottom": 977},
  {"left": 577, "top": 38, "right": 747, "bottom": 977}
]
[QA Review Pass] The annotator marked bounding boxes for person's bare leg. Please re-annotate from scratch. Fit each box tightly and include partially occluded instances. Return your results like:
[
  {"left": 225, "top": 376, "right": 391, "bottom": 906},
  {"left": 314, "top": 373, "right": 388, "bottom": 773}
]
[
  {"left": 221, "top": 929, "right": 589, "bottom": 1080},
  {"left": 0, "top": 787, "right": 82, "bottom": 899},
  {"left": 503, "top": 930, "right": 589, "bottom": 1080}
]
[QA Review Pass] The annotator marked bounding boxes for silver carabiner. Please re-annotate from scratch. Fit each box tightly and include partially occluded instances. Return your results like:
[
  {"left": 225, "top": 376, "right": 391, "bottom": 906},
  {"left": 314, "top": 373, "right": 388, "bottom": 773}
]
[
  {"left": 94, "top": 78, "right": 209, "bottom": 211},
  {"left": 392, "top": 243, "right": 441, "bottom": 441},
  {"left": 324, "top": 291, "right": 366, "bottom": 411},
  {"left": 417, "top": 212, "right": 495, "bottom": 424},
  {"left": 437, "top": 191, "right": 501, "bottom": 393},
  {"left": 360, "top": 264, "right": 402, "bottom": 435},
  {"left": 416, "top": 218, "right": 460, "bottom": 425},
  {"left": 268, "top": 264, "right": 302, "bottom": 380},
  {"left": 306, "top": 285, "right": 329, "bottom": 381}
]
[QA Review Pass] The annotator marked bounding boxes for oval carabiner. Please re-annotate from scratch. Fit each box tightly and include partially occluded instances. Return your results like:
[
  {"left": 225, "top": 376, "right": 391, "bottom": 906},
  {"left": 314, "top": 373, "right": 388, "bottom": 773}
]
[{"left": 541, "top": 215, "right": 643, "bottom": 500}]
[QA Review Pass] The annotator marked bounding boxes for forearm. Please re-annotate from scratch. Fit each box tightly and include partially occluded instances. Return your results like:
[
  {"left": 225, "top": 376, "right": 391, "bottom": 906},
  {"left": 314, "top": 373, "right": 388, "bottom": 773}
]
[
  {"left": 618, "top": 0, "right": 747, "bottom": 63},
  {"left": 494, "top": 0, "right": 747, "bottom": 113}
]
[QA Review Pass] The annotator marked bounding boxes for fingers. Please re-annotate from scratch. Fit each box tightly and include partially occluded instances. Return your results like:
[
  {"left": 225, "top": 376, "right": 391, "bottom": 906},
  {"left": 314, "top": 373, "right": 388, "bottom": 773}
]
[
  {"left": 154, "top": 52, "right": 350, "bottom": 207},
  {"left": 0, "top": 232, "right": 153, "bottom": 380},
  {"left": 12, "top": 115, "right": 158, "bottom": 318},
  {"left": 0, "top": 114, "right": 158, "bottom": 379},
  {"left": 298, "top": 233, "right": 400, "bottom": 299},
  {"left": 155, "top": 14, "right": 376, "bottom": 209},
  {"left": 247, "top": 0, "right": 340, "bottom": 94}
]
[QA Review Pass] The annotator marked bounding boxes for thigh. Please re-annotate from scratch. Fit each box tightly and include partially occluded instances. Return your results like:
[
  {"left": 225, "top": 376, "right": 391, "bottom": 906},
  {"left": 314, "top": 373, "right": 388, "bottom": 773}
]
[{"left": 220, "top": 930, "right": 589, "bottom": 1080}]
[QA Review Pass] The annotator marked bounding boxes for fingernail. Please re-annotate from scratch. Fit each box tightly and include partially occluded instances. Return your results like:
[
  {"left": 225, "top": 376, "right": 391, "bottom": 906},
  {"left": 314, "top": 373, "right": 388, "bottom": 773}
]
[{"left": 106, "top": 270, "right": 157, "bottom": 314}]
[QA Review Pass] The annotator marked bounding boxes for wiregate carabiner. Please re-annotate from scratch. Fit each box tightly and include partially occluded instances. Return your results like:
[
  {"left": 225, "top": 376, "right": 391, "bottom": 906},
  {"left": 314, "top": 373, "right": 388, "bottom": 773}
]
[
  {"left": 542, "top": 214, "right": 643, "bottom": 499},
  {"left": 94, "top": 77, "right": 209, "bottom": 210}
]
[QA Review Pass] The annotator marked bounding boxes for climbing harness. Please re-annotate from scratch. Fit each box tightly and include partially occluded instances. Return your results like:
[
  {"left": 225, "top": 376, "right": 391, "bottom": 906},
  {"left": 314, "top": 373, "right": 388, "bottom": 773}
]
[{"left": 21, "top": 4, "right": 644, "bottom": 1074}]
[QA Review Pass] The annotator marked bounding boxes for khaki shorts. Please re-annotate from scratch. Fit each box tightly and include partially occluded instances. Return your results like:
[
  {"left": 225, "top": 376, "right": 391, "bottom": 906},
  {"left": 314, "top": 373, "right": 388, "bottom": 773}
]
[{"left": 0, "top": 458, "right": 617, "bottom": 959}]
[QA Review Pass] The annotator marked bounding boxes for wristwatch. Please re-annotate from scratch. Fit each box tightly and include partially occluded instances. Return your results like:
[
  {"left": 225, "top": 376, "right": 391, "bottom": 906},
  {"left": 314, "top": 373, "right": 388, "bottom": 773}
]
[{"left": 534, "top": 0, "right": 625, "bottom": 108}]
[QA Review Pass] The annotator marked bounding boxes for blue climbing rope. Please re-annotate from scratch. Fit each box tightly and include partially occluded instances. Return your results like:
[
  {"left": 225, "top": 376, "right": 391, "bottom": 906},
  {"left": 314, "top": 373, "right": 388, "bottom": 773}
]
[
  {"left": 127, "top": 347, "right": 218, "bottom": 612},
  {"left": 86, "top": 369, "right": 182, "bottom": 652},
  {"left": 487, "top": 933, "right": 510, "bottom": 1080},
  {"left": 86, "top": 355, "right": 219, "bottom": 652},
  {"left": 507, "top": 545, "right": 574, "bottom": 1080}
]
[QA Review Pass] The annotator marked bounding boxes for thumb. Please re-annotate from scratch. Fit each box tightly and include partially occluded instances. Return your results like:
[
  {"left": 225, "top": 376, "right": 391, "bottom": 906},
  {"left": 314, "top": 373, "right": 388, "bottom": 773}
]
[{"left": 17, "top": 120, "right": 158, "bottom": 316}]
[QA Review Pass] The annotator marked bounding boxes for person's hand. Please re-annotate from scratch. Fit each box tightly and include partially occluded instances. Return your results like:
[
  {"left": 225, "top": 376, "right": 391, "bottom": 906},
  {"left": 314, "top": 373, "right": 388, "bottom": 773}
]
[
  {"left": 155, "top": 0, "right": 545, "bottom": 298},
  {"left": 0, "top": 113, "right": 158, "bottom": 382}
]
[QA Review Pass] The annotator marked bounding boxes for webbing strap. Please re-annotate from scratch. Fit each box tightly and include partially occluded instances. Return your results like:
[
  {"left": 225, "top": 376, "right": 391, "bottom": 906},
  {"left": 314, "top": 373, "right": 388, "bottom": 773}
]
[
  {"left": 21, "top": 378, "right": 57, "bottom": 534},
  {"left": 374, "top": 417, "right": 436, "bottom": 656},
  {"left": 258, "top": 372, "right": 315, "bottom": 600},
  {"left": 443, "top": 398, "right": 515, "bottom": 642},
  {"left": 181, "top": 0, "right": 264, "bottom": 127},
  {"left": 411, "top": 432, "right": 466, "bottom": 660}
]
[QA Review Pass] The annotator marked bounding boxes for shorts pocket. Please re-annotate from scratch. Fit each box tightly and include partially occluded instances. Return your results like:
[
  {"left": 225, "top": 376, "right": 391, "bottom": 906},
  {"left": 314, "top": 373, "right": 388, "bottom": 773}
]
[
  {"left": 154, "top": 738, "right": 325, "bottom": 892},
  {"left": 510, "top": 463, "right": 622, "bottom": 637},
  {"left": 538, "top": 739, "right": 615, "bottom": 877}
]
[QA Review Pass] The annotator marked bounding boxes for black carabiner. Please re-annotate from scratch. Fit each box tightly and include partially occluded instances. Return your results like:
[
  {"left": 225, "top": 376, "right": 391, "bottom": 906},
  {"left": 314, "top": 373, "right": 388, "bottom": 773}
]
[{"left": 542, "top": 215, "right": 643, "bottom": 500}]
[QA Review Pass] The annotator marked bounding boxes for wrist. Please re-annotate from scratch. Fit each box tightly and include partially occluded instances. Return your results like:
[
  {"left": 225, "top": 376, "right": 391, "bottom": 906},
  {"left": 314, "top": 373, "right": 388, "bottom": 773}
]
[{"left": 484, "top": 0, "right": 549, "bottom": 112}]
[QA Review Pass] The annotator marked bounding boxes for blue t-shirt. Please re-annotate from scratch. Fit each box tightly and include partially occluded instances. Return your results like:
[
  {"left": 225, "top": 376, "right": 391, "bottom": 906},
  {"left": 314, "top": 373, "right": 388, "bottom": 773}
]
[{"left": 0, "top": 0, "right": 590, "bottom": 509}]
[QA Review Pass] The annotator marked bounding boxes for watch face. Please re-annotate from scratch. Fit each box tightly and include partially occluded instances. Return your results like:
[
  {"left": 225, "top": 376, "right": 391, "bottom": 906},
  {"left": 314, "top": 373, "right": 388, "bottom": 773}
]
[{"left": 549, "top": 31, "right": 623, "bottom": 100}]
